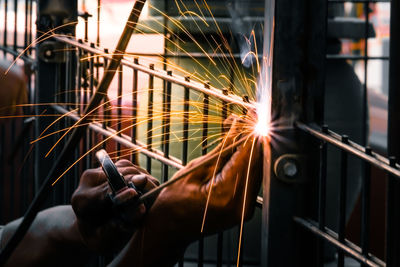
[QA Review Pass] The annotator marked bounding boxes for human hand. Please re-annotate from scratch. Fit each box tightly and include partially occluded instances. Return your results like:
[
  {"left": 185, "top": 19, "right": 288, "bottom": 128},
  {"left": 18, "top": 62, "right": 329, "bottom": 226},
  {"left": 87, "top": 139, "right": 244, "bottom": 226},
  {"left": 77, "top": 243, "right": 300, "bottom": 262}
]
[
  {"left": 111, "top": 116, "right": 264, "bottom": 266},
  {"left": 71, "top": 159, "right": 159, "bottom": 253}
]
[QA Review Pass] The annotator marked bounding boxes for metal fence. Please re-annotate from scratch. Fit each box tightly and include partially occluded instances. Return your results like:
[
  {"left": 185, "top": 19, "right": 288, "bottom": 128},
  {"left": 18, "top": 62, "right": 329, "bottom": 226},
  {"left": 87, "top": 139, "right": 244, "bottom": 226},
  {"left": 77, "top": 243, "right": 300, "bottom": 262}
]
[{"left": 0, "top": 0, "right": 399, "bottom": 266}]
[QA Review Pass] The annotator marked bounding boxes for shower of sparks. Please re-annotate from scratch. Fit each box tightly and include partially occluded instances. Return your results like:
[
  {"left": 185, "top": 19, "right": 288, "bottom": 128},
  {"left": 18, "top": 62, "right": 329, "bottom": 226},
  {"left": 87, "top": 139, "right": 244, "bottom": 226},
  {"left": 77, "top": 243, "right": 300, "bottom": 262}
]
[{"left": 2, "top": 0, "right": 278, "bottom": 266}]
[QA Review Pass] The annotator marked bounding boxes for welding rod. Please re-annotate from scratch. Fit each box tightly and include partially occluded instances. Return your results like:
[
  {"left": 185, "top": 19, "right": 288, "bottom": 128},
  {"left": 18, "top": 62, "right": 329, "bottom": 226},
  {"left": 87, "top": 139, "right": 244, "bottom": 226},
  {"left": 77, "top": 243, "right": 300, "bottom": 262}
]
[{"left": 0, "top": 1, "right": 146, "bottom": 264}]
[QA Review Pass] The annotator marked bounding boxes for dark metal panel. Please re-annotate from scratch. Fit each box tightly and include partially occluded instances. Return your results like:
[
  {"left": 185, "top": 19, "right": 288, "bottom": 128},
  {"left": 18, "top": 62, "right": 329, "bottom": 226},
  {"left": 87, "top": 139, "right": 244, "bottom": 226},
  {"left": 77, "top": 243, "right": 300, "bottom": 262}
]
[
  {"left": 386, "top": 0, "right": 400, "bottom": 265},
  {"left": 261, "top": 0, "right": 328, "bottom": 265}
]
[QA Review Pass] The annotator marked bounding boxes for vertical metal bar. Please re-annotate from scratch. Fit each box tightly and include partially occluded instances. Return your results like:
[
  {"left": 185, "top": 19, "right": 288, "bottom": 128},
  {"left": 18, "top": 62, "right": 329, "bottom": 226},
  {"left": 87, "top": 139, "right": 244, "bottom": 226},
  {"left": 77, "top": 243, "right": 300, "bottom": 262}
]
[
  {"left": 24, "top": 0, "right": 29, "bottom": 49},
  {"left": 198, "top": 82, "right": 210, "bottom": 267},
  {"left": 97, "top": 0, "right": 101, "bottom": 46},
  {"left": 13, "top": 0, "right": 17, "bottom": 56},
  {"left": 146, "top": 64, "right": 154, "bottom": 173},
  {"left": 178, "top": 76, "right": 190, "bottom": 267},
  {"left": 161, "top": 71, "right": 172, "bottom": 182},
  {"left": 338, "top": 135, "right": 348, "bottom": 267},
  {"left": 4, "top": 0, "right": 8, "bottom": 55},
  {"left": 88, "top": 43, "right": 95, "bottom": 165},
  {"left": 362, "top": 2, "right": 369, "bottom": 146},
  {"left": 182, "top": 76, "right": 190, "bottom": 166},
  {"left": 28, "top": 0, "right": 32, "bottom": 55},
  {"left": 387, "top": 0, "right": 400, "bottom": 265},
  {"left": 117, "top": 64, "right": 123, "bottom": 158},
  {"left": 102, "top": 48, "right": 109, "bottom": 149},
  {"left": 317, "top": 126, "right": 328, "bottom": 267},
  {"left": 131, "top": 57, "right": 138, "bottom": 163},
  {"left": 360, "top": 147, "right": 372, "bottom": 267},
  {"left": 386, "top": 157, "right": 399, "bottom": 267}
]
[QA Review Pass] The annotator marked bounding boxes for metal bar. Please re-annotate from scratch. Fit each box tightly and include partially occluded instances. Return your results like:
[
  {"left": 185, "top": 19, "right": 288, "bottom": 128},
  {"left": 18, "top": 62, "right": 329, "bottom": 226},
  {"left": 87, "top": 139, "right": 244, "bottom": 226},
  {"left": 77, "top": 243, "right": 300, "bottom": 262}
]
[
  {"left": 294, "top": 217, "right": 384, "bottom": 267},
  {"left": 199, "top": 82, "right": 210, "bottom": 267},
  {"left": 102, "top": 48, "right": 109, "bottom": 149},
  {"left": 0, "top": 46, "right": 34, "bottom": 62},
  {"left": 178, "top": 77, "right": 190, "bottom": 267},
  {"left": 117, "top": 64, "right": 123, "bottom": 158},
  {"left": 54, "top": 36, "right": 253, "bottom": 111},
  {"left": 328, "top": 0, "right": 389, "bottom": 2},
  {"left": 161, "top": 71, "right": 172, "bottom": 182},
  {"left": 362, "top": 1, "right": 369, "bottom": 146},
  {"left": 326, "top": 55, "right": 389, "bottom": 61},
  {"left": 386, "top": 157, "right": 400, "bottom": 267},
  {"left": 182, "top": 76, "right": 190, "bottom": 166},
  {"left": 386, "top": 0, "right": 400, "bottom": 264},
  {"left": 296, "top": 122, "right": 400, "bottom": 178},
  {"left": 361, "top": 147, "right": 372, "bottom": 266},
  {"left": 338, "top": 135, "right": 349, "bottom": 267},
  {"left": 146, "top": 64, "right": 154, "bottom": 173},
  {"left": 317, "top": 126, "right": 328, "bottom": 267},
  {"left": 3, "top": 0, "right": 8, "bottom": 55},
  {"left": 131, "top": 57, "right": 138, "bottom": 163},
  {"left": 13, "top": 0, "right": 17, "bottom": 57},
  {"left": 0, "top": 1, "right": 147, "bottom": 263}
]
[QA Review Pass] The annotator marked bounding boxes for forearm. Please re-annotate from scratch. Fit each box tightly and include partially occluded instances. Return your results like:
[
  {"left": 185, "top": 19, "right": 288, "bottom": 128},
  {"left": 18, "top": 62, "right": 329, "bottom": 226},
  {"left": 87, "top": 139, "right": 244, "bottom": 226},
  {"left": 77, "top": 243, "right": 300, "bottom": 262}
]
[
  {"left": 109, "top": 226, "right": 188, "bottom": 267},
  {"left": 1, "top": 205, "right": 91, "bottom": 267}
]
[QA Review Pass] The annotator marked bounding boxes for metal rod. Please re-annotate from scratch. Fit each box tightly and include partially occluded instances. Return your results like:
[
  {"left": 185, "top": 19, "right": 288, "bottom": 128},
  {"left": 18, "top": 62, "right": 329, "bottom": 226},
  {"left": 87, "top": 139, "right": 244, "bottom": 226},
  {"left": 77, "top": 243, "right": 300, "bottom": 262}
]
[
  {"left": 52, "top": 105, "right": 183, "bottom": 170},
  {"left": 161, "top": 71, "right": 172, "bottom": 182},
  {"left": 182, "top": 76, "right": 190, "bottom": 166},
  {"left": 3, "top": 0, "right": 8, "bottom": 56},
  {"left": 387, "top": 0, "right": 400, "bottom": 264},
  {"left": 317, "top": 125, "right": 328, "bottom": 267},
  {"left": 146, "top": 64, "right": 154, "bottom": 173},
  {"left": 117, "top": 64, "right": 123, "bottom": 158},
  {"left": 296, "top": 122, "right": 400, "bottom": 178},
  {"left": 13, "top": 0, "right": 17, "bottom": 58},
  {"left": 361, "top": 147, "right": 372, "bottom": 266},
  {"left": 0, "top": 1, "right": 147, "bottom": 263},
  {"left": 199, "top": 82, "right": 210, "bottom": 267},
  {"left": 131, "top": 57, "right": 138, "bottom": 164},
  {"left": 294, "top": 217, "right": 384, "bottom": 267},
  {"left": 338, "top": 135, "right": 349, "bottom": 267},
  {"left": 54, "top": 36, "right": 254, "bottom": 111}
]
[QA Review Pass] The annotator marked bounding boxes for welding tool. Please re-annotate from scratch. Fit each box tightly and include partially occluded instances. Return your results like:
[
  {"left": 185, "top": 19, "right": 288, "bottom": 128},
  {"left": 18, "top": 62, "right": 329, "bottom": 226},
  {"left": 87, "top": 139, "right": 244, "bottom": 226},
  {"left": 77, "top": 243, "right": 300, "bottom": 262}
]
[{"left": 95, "top": 149, "right": 141, "bottom": 202}]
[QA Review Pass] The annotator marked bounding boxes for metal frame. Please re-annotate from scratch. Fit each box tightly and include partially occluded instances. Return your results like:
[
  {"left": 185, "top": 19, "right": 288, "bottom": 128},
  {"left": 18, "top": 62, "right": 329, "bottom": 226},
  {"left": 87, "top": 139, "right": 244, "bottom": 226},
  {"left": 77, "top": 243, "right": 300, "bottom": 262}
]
[{"left": 1, "top": 0, "right": 399, "bottom": 266}]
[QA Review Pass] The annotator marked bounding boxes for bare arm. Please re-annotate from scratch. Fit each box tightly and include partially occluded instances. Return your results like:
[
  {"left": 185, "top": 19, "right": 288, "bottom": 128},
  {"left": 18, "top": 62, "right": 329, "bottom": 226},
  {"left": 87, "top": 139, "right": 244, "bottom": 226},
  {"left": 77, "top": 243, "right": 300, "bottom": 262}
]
[{"left": 1, "top": 205, "right": 91, "bottom": 267}]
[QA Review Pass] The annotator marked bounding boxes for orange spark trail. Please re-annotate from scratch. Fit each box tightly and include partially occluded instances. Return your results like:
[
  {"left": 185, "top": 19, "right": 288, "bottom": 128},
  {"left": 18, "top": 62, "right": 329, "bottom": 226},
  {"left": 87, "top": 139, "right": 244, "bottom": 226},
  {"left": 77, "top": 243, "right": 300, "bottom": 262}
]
[{"left": 237, "top": 136, "right": 257, "bottom": 267}]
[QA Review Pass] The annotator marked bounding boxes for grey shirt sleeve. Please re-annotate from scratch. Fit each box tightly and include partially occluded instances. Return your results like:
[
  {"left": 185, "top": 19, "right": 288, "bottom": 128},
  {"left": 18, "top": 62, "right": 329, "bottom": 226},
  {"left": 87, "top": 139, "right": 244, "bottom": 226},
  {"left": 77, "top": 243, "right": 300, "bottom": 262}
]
[{"left": 0, "top": 225, "right": 4, "bottom": 250}]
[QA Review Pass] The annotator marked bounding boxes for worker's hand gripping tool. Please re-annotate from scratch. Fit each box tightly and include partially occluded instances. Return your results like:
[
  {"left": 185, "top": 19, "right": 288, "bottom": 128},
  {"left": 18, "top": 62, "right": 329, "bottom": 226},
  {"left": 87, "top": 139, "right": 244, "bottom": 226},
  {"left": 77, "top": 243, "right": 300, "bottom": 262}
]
[{"left": 95, "top": 149, "right": 141, "bottom": 204}]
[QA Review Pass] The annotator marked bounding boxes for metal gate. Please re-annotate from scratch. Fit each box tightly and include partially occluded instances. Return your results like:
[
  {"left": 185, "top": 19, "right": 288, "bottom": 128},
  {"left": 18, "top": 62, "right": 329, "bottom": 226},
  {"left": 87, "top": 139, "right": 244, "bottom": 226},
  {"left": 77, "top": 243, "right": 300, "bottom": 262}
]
[{"left": 0, "top": 0, "right": 399, "bottom": 266}]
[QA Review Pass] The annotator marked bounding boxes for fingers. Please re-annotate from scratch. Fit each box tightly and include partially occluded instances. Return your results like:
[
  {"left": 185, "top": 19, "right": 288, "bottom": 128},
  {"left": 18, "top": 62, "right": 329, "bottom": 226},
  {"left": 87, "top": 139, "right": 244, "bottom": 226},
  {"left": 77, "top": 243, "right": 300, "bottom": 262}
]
[{"left": 215, "top": 137, "right": 263, "bottom": 203}]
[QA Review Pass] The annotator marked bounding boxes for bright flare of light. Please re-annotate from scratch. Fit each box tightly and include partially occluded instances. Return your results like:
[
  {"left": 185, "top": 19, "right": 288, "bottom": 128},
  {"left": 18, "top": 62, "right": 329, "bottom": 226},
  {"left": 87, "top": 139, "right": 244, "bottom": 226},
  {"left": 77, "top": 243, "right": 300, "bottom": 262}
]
[{"left": 254, "top": 102, "right": 271, "bottom": 137}]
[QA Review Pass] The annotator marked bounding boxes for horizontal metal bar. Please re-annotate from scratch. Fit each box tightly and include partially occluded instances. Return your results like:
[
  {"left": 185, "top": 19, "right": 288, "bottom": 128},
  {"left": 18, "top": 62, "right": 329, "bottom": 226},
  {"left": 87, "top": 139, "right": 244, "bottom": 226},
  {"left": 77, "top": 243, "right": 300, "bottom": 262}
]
[
  {"left": 126, "top": 52, "right": 245, "bottom": 58},
  {"left": 328, "top": 0, "right": 390, "bottom": 3},
  {"left": 294, "top": 217, "right": 385, "bottom": 267},
  {"left": 296, "top": 122, "right": 400, "bottom": 179},
  {"left": 52, "top": 105, "right": 183, "bottom": 170},
  {"left": 0, "top": 45, "right": 35, "bottom": 63},
  {"left": 326, "top": 54, "right": 389, "bottom": 61},
  {"left": 54, "top": 36, "right": 254, "bottom": 110}
]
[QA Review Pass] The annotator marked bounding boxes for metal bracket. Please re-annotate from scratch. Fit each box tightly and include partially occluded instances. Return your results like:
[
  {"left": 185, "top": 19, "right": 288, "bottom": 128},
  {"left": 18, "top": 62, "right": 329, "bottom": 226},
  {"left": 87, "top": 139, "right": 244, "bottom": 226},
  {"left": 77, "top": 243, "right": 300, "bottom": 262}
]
[
  {"left": 273, "top": 153, "right": 306, "bottom": 183},
  {"left": 38, "top": 41, "right": 66, "bottom": 63}
]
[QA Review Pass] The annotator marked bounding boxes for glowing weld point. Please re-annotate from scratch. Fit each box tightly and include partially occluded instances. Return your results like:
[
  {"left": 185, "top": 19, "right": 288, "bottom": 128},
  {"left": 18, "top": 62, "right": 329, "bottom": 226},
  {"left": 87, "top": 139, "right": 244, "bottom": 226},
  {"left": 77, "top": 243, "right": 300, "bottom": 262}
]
[
  {"left": 254, "top": 120, "right": 270, "bottom": 137},
  {"left": 254, "top": 101, "right": 271, "bottom": 137}
]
